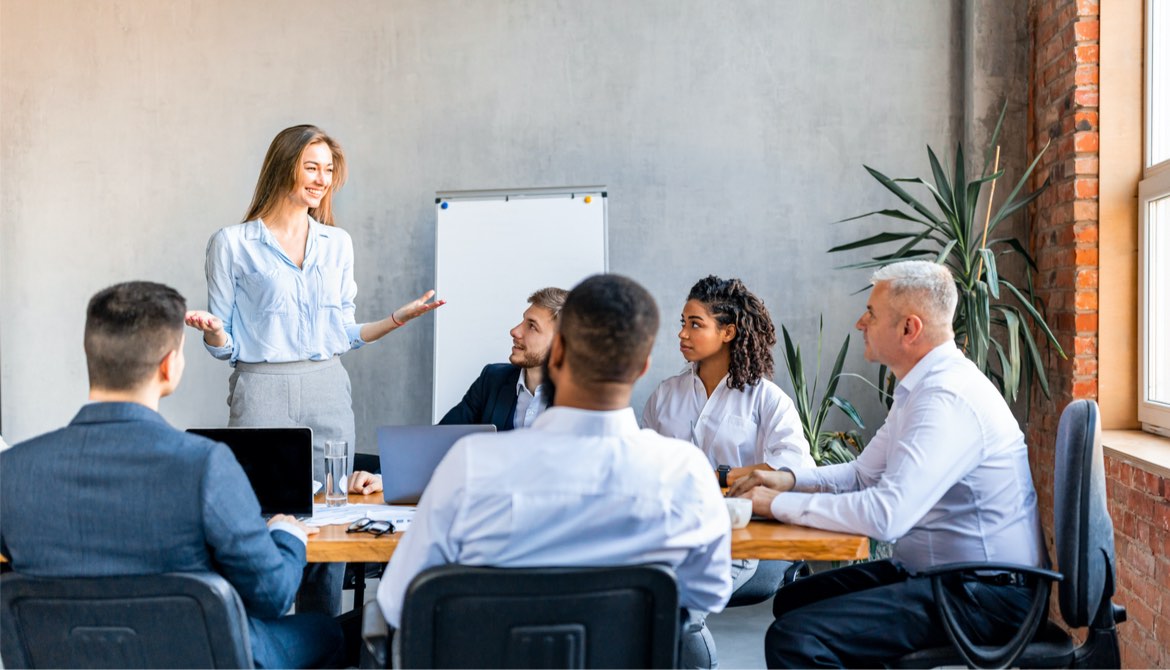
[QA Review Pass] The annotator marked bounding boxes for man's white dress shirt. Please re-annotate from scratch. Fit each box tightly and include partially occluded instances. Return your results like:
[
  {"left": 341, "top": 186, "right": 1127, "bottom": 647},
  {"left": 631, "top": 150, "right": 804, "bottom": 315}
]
[
  {"left": 512, "top": 370, "right": 549, "bottom": 429},
  {"left": 642, "top": 364, "right": 813, "bottom": 471},
  {"left": 377, "top": 406, "right": 733, "bottom": 628},
  {"left": 770, "top": 342, "right": 1046, "bottom": 573}
]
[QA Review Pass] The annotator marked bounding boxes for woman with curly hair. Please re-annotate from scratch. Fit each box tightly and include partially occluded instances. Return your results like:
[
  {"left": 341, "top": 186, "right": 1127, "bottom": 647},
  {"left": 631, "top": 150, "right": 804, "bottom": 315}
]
[
  {"left": 643, "top": 275, "right": 812, "bottom": 481},
  {"left": 643, "top": 275, "right": 812, "bottom": 603}
]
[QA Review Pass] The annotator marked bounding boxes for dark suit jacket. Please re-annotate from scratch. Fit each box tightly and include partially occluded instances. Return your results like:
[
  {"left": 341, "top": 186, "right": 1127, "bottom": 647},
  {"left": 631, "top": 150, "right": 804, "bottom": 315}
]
[
  {"left": 439, "top": 363, "right": 523, "bottom": 431},
  {"left": 0, "top": 402, "right": 306, "bottom": 663}
]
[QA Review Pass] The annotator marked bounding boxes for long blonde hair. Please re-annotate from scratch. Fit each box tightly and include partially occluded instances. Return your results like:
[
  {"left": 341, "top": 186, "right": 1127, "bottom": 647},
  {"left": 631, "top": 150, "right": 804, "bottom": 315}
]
[{"left": 243, "top": 125, "right": 348, "bottom": 226}]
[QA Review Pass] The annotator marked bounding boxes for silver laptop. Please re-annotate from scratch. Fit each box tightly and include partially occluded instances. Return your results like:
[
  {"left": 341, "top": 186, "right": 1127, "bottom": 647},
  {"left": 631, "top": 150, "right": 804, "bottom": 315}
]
[
  {"left": 187, "top": 427, "right": 314, "bottom": 517},
  {"left": 377, "top": 424, "right": 496, "bottom": 504}
]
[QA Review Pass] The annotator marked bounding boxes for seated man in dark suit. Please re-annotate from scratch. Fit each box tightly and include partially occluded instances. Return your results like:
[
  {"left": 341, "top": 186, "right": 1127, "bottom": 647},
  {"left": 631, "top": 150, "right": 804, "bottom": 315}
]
[
  {"left": 0, "top": 281, "right": 342, "bottom": 669},
  {"left": 439, "top": 286, "right": 568, "bottom": 429},
  {"left": 348, "top": 287, "right": 568, "bottom": 495}
]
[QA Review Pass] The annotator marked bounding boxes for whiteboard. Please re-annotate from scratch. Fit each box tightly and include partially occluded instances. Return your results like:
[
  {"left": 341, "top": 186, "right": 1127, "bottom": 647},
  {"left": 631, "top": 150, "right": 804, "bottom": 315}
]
[{"left": 432, "top": 187, "right": 608, "bottom": 422}]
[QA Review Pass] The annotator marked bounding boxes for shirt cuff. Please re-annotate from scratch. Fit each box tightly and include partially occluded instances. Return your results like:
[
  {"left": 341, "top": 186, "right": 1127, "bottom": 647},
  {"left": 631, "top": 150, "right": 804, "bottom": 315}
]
[
  {"left": 769, "top": 491, "right": 812, "bottom": 523},
  {"left": 269, "top": 521, "right": 308, "bottom": 546},
  {"left": 783, "top": 466, "right": 821, "bottom": 492},
  {"left": 202, "top": 338, "right": 233, "bottom": 360},
  {"left": 348, "top": 322, "right": 367, "bottom": 349}
]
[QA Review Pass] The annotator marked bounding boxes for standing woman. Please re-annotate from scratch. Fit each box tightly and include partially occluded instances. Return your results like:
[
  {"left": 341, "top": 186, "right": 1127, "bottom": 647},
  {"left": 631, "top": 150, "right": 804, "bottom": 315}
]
[
  {"left": 642, "top": 275, "right": 812, "bottom": 594},
  {"left": 186, "top": 124, "right": 442, "bottom": 614}
]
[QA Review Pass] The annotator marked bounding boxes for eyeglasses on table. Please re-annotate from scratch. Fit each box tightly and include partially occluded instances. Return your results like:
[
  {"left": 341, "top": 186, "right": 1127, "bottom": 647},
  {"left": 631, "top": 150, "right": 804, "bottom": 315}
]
[{"left": 346, "top": 517, "right": 396, "bottom": 536}]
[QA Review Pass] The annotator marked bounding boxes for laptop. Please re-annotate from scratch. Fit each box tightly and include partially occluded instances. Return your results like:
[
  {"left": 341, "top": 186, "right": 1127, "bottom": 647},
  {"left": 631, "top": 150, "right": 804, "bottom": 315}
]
[
  {"left": 377, "top": 424, "right": 497, "bottom": 504},
  {"left": 187, "top": 427, "right": 314, "bottom": 517}
]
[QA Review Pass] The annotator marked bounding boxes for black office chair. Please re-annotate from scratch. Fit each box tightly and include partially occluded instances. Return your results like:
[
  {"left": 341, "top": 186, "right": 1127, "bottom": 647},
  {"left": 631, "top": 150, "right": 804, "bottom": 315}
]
[
  {"left": 364, "top": 564, "right": 679, "bottom": 669},
  {"left": 896, "top": 399, "right": 1127, "bottom": 669},
  {"left": 0, "top": 571, "right": 252, "bottom": 669}
]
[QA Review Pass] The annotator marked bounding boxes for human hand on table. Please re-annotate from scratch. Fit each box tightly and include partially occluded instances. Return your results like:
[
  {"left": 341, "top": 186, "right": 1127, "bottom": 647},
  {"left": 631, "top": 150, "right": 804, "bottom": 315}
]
[
  {"left": 267, "top": 514, "right": 319, "bottom": 535},
  {"left": 726, "top": 468, "right": 795, "bottom": 497},
  {"left": 348, "top": 470, "right": 383, "bottom": 494}
]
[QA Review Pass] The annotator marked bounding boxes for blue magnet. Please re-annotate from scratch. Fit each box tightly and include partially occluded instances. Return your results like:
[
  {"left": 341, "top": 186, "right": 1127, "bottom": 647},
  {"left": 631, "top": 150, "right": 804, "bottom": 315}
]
[{"left": 441, "top": 201, "right": 449, "bottom": 209}]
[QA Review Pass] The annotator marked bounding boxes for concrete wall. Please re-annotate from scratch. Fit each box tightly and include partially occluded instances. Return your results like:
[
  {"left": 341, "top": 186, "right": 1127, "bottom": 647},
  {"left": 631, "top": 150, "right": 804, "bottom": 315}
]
[{"left": 1, "top": 0, "right": 968, "bottom": 451}]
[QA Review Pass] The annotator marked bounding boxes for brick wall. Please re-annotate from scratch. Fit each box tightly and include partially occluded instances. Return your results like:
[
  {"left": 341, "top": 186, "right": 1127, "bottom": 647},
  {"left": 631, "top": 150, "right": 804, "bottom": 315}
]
[{"left": 1027, "top": 0, "right": 1170, "bottom": 667}]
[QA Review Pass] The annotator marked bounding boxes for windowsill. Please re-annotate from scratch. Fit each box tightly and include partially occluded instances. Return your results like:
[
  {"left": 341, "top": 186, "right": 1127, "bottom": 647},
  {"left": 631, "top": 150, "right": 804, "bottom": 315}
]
[{"left": 1102, "top": 429, "right": 1170, "bottom": 480}]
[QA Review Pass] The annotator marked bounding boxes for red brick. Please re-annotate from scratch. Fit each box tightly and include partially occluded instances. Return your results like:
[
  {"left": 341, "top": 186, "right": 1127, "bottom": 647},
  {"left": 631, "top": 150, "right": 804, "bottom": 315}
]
[
  {"left": 1073, "top": 335, "right": 1097, "bottom": 357},
  {"left": 1075, "top": 20, "right": 1100, "bottom": 41},
  {"left": 1075, "top": 312, "right": 1098, "bottom": 331},
  {"left": 1074, "top": 89, "right": 1100, "bottom": 107},
  {"left": 1075, "top": 44, "right": 1100, "bottom": 64},
  {"left": 1074, "top": 222, "right": 1098, "bottom": 243},
  {"left": 1074, "top": 131, "right": 1100, "bottom": 152},
  {"left": 1074, "top": 64, "right": 1098, "bottom": 87},
  {"left": 1073, "top": 200, "right": 1098, "bottom": 220},
  {"left": 1156, "top": 502, "right": 1170, "bottom": 531},
  {"left": 1074, "top": 247, "right": 1099, "bottom": 265},
  {"left": 1074, "top": 179, "right": 1098, "bottom": 199},
  {"left": 1073, "top": 356, "right": 1097, "bottom": 375},
  {"left": 1076, "top": 266, "right": 1095, "bottom": 287},
  {"left": 1071, "top": 379, "right": 1097, "bottom": 398},
  {"left": 1074, "top": 156, "right": 1100, "bottom": 175}
]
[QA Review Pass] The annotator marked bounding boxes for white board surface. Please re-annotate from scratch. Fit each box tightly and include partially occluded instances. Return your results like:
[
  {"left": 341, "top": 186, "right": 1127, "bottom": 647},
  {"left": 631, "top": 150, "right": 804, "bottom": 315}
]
[{"left": 432, "top": 187, "right": 608, "bottom": 422}]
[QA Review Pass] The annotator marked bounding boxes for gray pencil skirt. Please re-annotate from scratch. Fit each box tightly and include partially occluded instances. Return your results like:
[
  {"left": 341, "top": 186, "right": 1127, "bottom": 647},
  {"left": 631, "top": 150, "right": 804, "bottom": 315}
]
[{"left": 227, "top": 356, "right": 355, "bottom": 484}]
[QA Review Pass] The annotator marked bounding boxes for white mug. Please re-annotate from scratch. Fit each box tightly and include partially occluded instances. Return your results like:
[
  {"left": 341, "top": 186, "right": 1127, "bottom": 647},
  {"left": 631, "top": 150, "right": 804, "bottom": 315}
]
[{"left": 724, "top": 497, "right": 752, "bottom": 529}]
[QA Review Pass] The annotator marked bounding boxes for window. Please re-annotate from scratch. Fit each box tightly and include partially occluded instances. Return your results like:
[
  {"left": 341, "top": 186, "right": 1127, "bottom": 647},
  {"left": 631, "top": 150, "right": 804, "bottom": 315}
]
[{"left": 1140, "top": 0, "right": 1170, "bottom": 434}]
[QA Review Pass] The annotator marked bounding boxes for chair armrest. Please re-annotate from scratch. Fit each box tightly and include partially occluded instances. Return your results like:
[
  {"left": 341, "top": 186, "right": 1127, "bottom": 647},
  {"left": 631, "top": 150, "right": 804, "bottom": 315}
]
[
  {"left": 918, "top": 562, "right": 1057, "bottom": 669},
  {"left": 915, "top": 561, "right": 1063, "bottom": 584},
  {"left": 360, "top": 599, "right": 389, "bottom": 669}
]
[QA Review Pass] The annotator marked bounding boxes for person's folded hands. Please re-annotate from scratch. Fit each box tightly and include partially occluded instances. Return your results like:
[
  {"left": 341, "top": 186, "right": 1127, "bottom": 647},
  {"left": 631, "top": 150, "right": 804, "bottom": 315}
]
[{"left": 348, "top": 470, "right": 383, "bottom": 495}]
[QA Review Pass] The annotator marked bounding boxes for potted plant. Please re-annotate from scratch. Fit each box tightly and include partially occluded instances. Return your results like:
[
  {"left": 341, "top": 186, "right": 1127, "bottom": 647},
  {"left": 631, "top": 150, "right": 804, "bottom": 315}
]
[{"left": 830, "top": 103, "right": 1065, "bottom": 410}]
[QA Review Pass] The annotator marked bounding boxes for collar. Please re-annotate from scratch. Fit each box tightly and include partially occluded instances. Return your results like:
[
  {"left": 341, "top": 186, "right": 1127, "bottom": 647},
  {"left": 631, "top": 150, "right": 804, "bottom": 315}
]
[
  {"left": 245, "top": 216, "right": 328, "bottom": 266},
  {"left": 530, "top": 406, "right": 640, "bottom": 436},
  {"left": 896, "top": 341, "right": 960, "bottom": 394},
  {"left": 69, "top": 402, "right": 170, "bottom": 427},
  {"left": 686, "top": 362, "right": 729, "bottom": 393}
]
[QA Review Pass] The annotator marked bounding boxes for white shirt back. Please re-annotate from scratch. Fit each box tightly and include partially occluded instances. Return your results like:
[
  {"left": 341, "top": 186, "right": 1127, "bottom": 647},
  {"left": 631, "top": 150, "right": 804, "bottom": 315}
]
[{"left": 377, "top": 406, "right": 733, "bottom": 628}]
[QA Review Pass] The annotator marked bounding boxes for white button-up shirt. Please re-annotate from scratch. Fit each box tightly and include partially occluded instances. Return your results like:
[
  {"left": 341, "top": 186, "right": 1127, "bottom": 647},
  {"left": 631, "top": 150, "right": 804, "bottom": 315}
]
[
  {"left": 512, "top": 370, "right": 549, "bottom": 429},
  {"left": 377, "top": 406, "right": 733, "bottom": 628},
  {"left": 770, "top": 342, "right": 1046, "bottom": 573},
  {"left": 642, "top": 365, "right": 813, "bottom": 471}
]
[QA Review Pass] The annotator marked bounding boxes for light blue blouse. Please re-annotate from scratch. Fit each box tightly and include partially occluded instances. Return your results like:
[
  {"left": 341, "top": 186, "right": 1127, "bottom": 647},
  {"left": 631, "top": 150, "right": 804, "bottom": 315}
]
[{"left": 202, "top": 218, "right": 367, "bottom": 364}]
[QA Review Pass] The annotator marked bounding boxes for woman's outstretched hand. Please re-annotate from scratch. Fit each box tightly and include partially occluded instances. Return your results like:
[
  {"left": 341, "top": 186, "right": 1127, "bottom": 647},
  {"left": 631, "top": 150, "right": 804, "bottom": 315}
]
[
  {"left": 392, "top": 290, "right": 445, "bottom": 324},
  {"left": 185, "top": 310, "right": 228, "bottom": 346}
]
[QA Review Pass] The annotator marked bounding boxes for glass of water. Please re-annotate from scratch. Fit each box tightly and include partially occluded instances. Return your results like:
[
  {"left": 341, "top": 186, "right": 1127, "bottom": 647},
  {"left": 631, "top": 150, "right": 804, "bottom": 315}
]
[{"left": 324, "top": 440, "right": 349, "bottom": 508}]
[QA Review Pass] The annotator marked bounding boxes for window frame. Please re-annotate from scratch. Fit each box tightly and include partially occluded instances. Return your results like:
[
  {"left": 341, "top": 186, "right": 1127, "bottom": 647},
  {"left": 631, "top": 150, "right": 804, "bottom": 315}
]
[{"left": 1139, "top": 0, "right": 1170, "bottom": 435}]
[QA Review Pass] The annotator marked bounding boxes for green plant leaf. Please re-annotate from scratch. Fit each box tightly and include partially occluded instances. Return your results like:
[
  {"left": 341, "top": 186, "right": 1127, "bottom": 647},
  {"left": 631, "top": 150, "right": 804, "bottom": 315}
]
[
  {"left": 983, "top": 101, "right": 1008, "bottom": 175},
  {"left": 979, "top": 248, "right": 1000, "bottom": 299},
  {"left": 990, "top": 338, "right": 1015, "bottom": 402},
  {"left": 989, "top": 237, "right": 1039, "bottom": 270},
  {"left": 828, "top": 231, "right": 922, "bottom": 253},
  {"left": 835, "top": 209, "right": 935, "bottom": 227},
  {"left": 863, "top": 165, "right": 945, "bottom": 227},
  {"left": 828, "top": 395, "right": 865, "bottom": 429},
  {"left": 1000, "top": 280, "right": 1067, "bottom": 357}
]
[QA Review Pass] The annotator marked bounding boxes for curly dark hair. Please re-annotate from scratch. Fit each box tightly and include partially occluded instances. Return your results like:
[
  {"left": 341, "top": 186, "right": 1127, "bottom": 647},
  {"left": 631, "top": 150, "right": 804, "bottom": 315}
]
[{"left": 687, "top": 275, "right": 776, "bottom": 391}]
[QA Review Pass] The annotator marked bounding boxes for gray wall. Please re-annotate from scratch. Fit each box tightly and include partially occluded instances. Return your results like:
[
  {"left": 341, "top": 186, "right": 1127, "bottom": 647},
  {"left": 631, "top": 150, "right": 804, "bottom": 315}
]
[{"left": 3, "top": 0, "right": 998, "bottom": 451}]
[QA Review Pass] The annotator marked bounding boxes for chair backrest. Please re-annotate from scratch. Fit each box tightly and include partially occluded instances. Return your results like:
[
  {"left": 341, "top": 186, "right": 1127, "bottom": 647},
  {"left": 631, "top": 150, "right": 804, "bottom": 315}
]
[
  {"left": 0, "top": 571, "right": 252, "bottom": 669},
  {"left": 399, "top": 564, "right": 679, "bottom": 669},
  {"left": 1052, "top": 399, "right": 1116, "bottom": 628}
]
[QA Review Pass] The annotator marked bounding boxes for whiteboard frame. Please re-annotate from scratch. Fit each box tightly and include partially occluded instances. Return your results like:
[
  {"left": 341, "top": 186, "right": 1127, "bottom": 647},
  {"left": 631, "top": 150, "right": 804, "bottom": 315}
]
[{"left": 431, "top": 186, "right": 608, "bottom": 422}]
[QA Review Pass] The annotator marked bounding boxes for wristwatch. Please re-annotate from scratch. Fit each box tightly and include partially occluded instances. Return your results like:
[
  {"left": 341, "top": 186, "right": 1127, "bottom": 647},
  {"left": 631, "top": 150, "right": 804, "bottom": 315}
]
[{"left": 717, "top": 464, "right": 731, "bottom": 488}]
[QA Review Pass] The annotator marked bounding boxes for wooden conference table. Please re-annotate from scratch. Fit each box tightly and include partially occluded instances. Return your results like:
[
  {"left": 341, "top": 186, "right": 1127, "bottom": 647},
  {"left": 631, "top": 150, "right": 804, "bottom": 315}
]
[{"left": 308, "top": 492, "right": 869, "bottom": 563}]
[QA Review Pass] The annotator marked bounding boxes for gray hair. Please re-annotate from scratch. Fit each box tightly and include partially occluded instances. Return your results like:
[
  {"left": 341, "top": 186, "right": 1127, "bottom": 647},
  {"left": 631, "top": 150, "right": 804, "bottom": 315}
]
[{"left": 870, "top": 261, "right": 957, "bottom": 329}]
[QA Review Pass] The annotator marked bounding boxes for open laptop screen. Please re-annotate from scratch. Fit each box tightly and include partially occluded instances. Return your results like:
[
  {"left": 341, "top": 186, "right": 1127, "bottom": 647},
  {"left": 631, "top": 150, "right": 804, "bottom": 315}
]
[
  {"left": 377, "top": 424, "right": 496, "bottom": 504},
  {"left": 187, "top": 427, "right": 314, "bottom": 516}
]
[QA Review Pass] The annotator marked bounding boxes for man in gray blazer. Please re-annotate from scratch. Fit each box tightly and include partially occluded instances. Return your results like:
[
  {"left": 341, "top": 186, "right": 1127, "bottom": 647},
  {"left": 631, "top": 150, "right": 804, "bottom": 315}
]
[{"left": 0, "top": 281, "right": 342, "bottom": 669}]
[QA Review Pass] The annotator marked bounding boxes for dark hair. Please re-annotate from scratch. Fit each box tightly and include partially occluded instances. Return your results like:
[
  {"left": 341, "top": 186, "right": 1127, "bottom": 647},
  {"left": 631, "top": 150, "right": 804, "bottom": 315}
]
[
  {"left": 687, "top": 275, "right": 775, "bottom": 390},
  {"left": 560, "top": 274, "right": 659, "bottom": 386},
  {"left": 243, "top": 124, "right": 347, "bottom": 226},
  {"left": 84, "top": 281, "right": 186, "bottom": 390}
]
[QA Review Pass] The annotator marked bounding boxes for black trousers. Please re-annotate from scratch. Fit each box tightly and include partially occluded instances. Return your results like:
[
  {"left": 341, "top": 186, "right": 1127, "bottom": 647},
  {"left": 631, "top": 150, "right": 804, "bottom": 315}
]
[{"left": 765, "top": 560, "right": 1035, "bottom": 669}]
